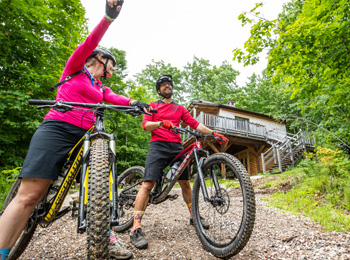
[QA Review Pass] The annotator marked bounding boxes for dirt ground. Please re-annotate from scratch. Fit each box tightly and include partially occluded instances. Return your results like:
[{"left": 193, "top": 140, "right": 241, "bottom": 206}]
[{"left": 18, "top": 176, "right": 350, "bottom": 260}]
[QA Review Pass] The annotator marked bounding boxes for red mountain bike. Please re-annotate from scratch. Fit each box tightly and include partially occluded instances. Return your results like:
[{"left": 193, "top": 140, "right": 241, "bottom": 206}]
[{"left": 116, "top": 126, "right": 256, "bottom": 258}]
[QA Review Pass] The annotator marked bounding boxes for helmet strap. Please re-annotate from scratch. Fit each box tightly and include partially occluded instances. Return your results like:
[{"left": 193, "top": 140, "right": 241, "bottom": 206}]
[{"left": 94, "top": 57, "right": 110, "bottom": 78}]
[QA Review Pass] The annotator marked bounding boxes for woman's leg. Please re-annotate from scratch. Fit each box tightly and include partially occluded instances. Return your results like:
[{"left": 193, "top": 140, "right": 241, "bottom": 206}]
[{"left": 0, "top": 177, "right": 52, "bottom": 248}]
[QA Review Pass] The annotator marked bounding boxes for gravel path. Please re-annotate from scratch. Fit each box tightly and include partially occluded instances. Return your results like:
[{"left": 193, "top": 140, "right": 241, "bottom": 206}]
[{"left": 18, "top": 182, "right": 350, "bottom": 260}]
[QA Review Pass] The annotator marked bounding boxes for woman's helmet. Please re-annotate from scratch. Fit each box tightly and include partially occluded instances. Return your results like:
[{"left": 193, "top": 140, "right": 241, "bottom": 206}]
[
  {"left": 156, "top": 75, "right": 173, "bottom": 92},
  {"left": 87, "top": 47, "right": 116, "bottom": 77},
  {"left": 90, "top": 47, "right": 116, "bottom": 66}
]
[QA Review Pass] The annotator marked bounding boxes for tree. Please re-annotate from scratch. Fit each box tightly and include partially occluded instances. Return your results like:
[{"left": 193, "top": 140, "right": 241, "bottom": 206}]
[
  {"left": 236, "top": 71, "right": 303, "bottom": 133},
  {"left": 134, "top": 60, "right": 183, "bottom": 103},
  {"left": 233, "top": 0, "right": 350, "bottom": 143},
  {"left": 0, "top": 0, "right": 87, "bottom": 168},
  {"left": 113, "top": 84, "right": 155, "bottom": 172},
  {"left": 135, "top": 57, "right": 240, "bottom": 107},
  {"left": 182, "top": 57, "right": 240, "bottom": 106}
]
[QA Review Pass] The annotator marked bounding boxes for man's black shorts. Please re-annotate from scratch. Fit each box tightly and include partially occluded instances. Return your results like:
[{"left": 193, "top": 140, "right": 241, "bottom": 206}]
[
  {"left": 19, "top": 119, "right": 86, "bottom": 180},
  {"left": 144, "top": 141, "right": 189, "bottom": 181}
]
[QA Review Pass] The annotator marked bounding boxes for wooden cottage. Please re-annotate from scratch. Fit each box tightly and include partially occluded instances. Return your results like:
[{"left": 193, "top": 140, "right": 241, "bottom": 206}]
[{"left": 181, "top": 100, "right": 314, "bottom": 176}]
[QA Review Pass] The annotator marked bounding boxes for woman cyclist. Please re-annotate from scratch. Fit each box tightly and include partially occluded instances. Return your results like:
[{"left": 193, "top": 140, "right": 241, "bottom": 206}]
[{"left": 0, "top": 1, "right": 148, "bottom": 259}]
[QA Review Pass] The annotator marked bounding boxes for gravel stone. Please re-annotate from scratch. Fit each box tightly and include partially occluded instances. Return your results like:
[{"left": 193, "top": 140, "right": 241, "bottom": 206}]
[{"left": 18, "top": 180, "right": 350, "bottom": 260}]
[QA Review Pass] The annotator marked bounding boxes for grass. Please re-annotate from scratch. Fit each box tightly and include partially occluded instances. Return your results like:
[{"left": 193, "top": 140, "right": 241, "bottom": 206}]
[
  {"left": 258, "top": 172, "right": 296, "bottom": 189},
  {"left": 260, "top": 157, "right": 350, "bottom": 232}
]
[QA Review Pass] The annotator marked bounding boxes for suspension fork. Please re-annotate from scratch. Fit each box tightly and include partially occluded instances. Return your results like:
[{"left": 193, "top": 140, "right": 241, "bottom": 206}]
[
  {"left": 78, "top": 132, "right": 91, "bottom": 233},
  {"left": 109, "top": 134, "right": 119, "bottom": 227},
  {"left": 194, "top": 150, "right": 222, "bottom": 202},
  {"left": 194, "top": 149, "right": 210, "bottom": 202}
]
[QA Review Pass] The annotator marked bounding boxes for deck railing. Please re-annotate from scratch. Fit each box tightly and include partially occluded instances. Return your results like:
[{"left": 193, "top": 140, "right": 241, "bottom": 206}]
[
  {"left": 261, "top": 130, "right": 316, "bottom": 173},
  {"left": 182, "top": 111, "right": 287, "bottom": 142}
]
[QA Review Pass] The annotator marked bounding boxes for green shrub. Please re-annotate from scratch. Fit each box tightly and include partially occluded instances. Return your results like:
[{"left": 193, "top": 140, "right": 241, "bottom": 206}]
[
  {"left": 0, "top": 167, "right": 20, "bottom": 209},
  {"left": 263, "top": 146, "right": 350, "bottom": 231}
]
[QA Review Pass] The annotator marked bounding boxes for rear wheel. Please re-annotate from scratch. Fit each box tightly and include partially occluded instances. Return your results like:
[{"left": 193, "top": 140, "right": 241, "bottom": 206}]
[
  {"left": 0, "top": 178, "right": 38, "bottom": 260},
  {"left": 114, "top": 166, "right": 144, "bottom": 232},
  {"left": 86, "top": 138, "right": 110, "bottom": 259},
  {"left": 192, "top": 153, "right": 256, "bottom": 258}
]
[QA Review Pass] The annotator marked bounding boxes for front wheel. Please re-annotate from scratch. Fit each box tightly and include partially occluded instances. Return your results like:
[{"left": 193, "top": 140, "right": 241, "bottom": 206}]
[
  {"left": 192, "top": 153, "right": 256, "bottom": 258},
  {"left": 114, "top": 166, "right": 144, "bottom": 232},
  {"left": 86, "top": 138, "right": 110, "bottom": 259},
  {"left": 0, "top": 178, "right": 38, "bottom": 260}
]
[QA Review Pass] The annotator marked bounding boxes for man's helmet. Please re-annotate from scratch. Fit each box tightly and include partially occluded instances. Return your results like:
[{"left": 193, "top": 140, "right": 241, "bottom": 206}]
[
  {"left": 156, "top": 75, "right": 173, "bottom": 92},
  {"left": 90, "top": 47, "right": 116, "bottom": 67}
]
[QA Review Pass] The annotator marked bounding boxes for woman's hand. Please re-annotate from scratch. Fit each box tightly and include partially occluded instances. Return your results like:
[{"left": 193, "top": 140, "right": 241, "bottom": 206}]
[
  {"left": 106, "top": 0, "right": 124, "bottom": 20},
  {"left": 132, "top": 101, "right": 152, "bottom": 115}
]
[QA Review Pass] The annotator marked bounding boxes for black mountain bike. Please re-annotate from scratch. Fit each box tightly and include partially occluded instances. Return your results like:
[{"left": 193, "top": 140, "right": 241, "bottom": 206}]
[
  {"left": 0, "top": 99, "right": 155, "bottom": 260},
  {"left": 115, "top": 127, "right": 256, "bottom": 258}
]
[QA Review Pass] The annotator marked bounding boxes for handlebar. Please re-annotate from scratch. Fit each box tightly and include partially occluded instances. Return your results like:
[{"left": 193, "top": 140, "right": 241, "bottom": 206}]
[
  {"left": 28, "top": 99, "right": 157, "bottom": 116},
  {"left": 29, "top": 100, "right": 57, "bottom": 106},
  {"left": 171, "top": 126, "right": 226, "bottom": 143}
]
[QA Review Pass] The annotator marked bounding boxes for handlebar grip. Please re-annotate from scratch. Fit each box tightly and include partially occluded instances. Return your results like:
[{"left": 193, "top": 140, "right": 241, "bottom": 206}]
[
  {"left": 150, "top": 109, "right": 158, "bottom": 113},
  {"left": 28, "top": 99, "right": 56, "bottom": 105}
]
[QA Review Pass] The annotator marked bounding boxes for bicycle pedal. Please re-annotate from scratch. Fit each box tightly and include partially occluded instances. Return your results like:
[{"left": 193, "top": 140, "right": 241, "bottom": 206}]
[{"left": 168, "top": 194, "right": 179, "bottom": 201}]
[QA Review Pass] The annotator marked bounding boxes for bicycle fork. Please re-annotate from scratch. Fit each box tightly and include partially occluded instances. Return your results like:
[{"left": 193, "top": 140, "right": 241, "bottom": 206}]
[
  {"left": 77, "top": 132, "right": 119, "bottom": 233},
  {"left": 194, "top": 150, "right": 223, "bottom": 203}
]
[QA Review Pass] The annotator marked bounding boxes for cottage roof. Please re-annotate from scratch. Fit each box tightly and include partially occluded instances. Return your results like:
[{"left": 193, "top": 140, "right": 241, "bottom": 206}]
[{"left": 188, "top": 100, "right": 277, "bottom": 121}]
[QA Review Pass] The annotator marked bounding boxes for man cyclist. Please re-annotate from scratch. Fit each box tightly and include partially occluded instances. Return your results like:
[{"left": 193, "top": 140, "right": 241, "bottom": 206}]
[
  {"left": 129, "top": 74, "right": 228, "bottom": 249},
  {"left": 0, "top": 1, "right": 149, "bottom": 259}
]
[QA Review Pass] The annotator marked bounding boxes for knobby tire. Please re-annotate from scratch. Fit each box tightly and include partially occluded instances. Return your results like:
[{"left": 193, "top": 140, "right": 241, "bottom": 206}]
[
  {"left": 192, "top": 153, "right": 256, "bottom": 258},
  {"left": 86, "top": 138, "right": 110, "bottom": 260},
  {"left": 0, "top": 178, "right": 38, "bottom": 260},
  {"left": 114, "top": 166, "right": 144, "bottom": 232}
]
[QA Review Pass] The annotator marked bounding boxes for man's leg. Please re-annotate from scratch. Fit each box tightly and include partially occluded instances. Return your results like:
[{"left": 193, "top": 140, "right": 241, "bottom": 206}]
[
  {"left": 178, "top": 180, "right": 193, "bottom": 218},
  {"left": 130, "top": 181, "right": 155, "bottom": 249},
  {"left": 0, "top": 178, "right": 52, "bottom": 254},
  {"left": 178, "top": 179, "right": 209, "bottom": 229}
]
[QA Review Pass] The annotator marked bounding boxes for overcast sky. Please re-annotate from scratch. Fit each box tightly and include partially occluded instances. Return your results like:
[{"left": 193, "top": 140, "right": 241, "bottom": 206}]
[{"left": 81, "top": 0, "right": 287, "bottom": 86}]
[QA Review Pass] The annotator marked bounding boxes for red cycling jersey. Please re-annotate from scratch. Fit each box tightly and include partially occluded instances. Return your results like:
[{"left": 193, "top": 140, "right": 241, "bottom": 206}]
[{"left": 142, "top": 100, "right": 200, "bottom": 143}]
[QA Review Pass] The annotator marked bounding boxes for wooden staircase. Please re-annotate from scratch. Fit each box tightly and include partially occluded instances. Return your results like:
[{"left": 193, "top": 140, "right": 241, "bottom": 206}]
[{"left": 261, "top": 130, "right": 315, "bottom": 173}]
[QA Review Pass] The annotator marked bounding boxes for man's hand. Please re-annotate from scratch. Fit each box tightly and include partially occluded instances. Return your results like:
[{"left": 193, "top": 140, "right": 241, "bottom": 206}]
[
  {"left": 106, "top": 0, "right": 124, "bottom": 20},
  {"left": 160, "top": 120, "right": 175, "bottom": 130},
  {"left": 213, "top": 132, "right": 228, "bottom": 144}
]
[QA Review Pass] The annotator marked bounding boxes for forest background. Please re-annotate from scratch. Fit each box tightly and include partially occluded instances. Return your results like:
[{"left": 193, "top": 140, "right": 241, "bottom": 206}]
[{"left": 0, "top": 0, "right": 350, "bottom": 223}]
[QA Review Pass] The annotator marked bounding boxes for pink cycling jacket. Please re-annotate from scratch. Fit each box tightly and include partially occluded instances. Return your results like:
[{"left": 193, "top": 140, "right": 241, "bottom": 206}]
[{"left": 45, "top": 17, "right": 132, "bottom": 129}]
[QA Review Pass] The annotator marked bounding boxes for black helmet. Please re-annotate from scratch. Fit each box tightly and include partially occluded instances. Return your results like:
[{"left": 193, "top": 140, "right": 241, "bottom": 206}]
[
  {"left": 90, "top": 47, "right": 116, "bottom": 67},
  {"left": 87, "top": 47, "right": 116, "bottom": 78},
  {"left": 156, "top": 75, "right": 173, "bottom": 91}
]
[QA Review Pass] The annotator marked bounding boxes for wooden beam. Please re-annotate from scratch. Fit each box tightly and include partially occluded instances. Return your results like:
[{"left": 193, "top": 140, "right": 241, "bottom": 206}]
[
  {"left": 257, "top": 145, "right": 266, "bottom": 154},
  {"left": 207, "top": 142, "right": 220, "bottom": 153},
  {"left": 221, "top": 163, "right": 226, "bottom": 180},
  {"left": 247, "top": 145, "right": 258, "bottom": 156},
  {"left": 256, "top": 145, "right": 265, "bottom": 174},
  {"left": 220, "top": 141, "right": 233, "bottom": 152}
]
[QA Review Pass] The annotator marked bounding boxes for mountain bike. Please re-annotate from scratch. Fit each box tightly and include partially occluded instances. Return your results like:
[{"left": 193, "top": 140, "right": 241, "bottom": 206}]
[
  {"left": 0, "top": 99, "right": 155, "bottom": 260},
  {"left": 115, "top": 127, "right": 256, "bottom": 258}
]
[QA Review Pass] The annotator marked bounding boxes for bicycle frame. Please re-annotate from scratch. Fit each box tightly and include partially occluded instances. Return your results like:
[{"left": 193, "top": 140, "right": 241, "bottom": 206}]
[
  {"left": 38, "top": 108, "right": 120, "bottom": 231},
  {"left": 122, "top": 128, "right": 224, "bottom": 205},
  {"left": 159, "top": 139, "right": 222, "bottom": 203}
]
